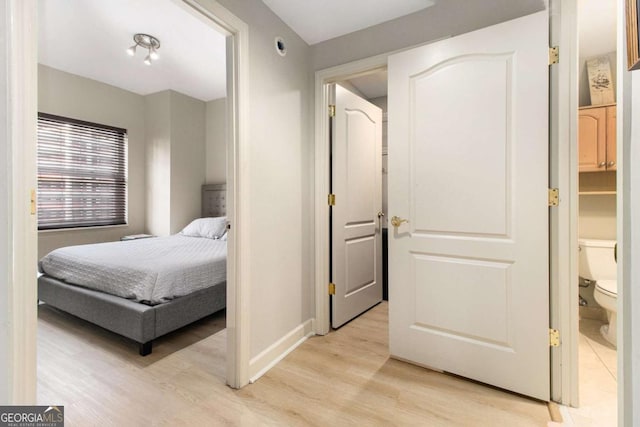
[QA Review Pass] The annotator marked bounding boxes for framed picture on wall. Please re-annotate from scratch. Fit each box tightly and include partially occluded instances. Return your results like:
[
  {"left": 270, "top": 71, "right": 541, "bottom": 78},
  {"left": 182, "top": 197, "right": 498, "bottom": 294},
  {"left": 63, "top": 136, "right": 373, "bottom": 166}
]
[
  {"left": 586, "top": 56, "right": 615, "bottom": 104},
  {"left": 627, "top": 0, "right": 640, "bottom": 70}
]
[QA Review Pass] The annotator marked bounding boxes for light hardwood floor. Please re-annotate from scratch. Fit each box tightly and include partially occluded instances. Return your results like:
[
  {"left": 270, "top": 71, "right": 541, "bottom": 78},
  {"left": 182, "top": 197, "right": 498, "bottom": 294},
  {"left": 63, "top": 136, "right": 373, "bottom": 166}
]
[{"left": 38, "top": 302, "right": 551, "bottom": 426}]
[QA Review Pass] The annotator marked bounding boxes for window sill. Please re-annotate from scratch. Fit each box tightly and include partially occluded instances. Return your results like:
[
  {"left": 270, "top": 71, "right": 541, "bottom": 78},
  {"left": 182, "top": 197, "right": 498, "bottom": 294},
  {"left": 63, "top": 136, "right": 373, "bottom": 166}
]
[{"left": 38, "top": 224, "right": 129, "bottom": 234}]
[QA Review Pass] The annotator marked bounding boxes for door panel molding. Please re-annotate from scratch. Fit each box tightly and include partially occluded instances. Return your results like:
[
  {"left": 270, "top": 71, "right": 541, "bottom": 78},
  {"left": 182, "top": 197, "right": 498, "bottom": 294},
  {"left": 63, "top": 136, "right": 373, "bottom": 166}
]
[{"left": 331, "top": 84, "right": 383, "bottom": 328}]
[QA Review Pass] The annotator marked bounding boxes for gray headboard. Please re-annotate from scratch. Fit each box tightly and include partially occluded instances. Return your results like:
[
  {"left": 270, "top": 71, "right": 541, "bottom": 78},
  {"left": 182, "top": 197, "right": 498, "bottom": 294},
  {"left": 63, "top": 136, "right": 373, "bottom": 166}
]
[{"left": 202, "top": 184, "right": 226, "bottom": 217}]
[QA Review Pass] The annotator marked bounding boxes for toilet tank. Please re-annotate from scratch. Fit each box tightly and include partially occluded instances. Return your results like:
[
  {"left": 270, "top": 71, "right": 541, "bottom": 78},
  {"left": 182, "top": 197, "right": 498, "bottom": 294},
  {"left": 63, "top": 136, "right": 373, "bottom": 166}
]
[{"left": 578, "top": 239, "right": 617, "bottom": 281}]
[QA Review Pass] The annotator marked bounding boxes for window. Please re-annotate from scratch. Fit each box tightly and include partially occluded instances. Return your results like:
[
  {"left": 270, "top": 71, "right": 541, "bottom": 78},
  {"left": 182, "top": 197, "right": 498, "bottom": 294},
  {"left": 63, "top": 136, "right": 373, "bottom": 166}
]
[{"left": 37, "top": 113, "right": 128, "bottom": 230}]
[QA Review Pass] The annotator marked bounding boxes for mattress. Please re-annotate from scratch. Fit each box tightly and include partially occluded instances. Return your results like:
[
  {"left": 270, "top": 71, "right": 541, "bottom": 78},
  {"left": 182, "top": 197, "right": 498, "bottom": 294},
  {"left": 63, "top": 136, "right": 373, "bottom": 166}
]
[{"left": 39, "top": 235, "right": 227, "bottom": 305}]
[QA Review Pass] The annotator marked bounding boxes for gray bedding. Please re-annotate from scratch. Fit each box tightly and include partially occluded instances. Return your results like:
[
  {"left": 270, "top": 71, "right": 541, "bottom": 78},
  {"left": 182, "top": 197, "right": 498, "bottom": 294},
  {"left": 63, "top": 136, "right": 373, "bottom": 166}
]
[{"left": 39, "top": 235, "right": 227, "bottom": 305}]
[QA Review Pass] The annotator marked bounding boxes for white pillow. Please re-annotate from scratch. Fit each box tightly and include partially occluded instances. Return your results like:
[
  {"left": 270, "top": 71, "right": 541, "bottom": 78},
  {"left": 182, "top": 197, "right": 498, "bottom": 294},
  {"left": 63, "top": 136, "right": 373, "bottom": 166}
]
[{"left": 180, "top": 217, "right": 227, "bottom": 239}]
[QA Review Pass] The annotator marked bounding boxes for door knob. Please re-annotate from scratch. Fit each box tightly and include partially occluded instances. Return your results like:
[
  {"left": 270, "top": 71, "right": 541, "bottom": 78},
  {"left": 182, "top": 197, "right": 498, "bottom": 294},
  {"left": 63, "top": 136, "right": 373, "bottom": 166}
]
[
  {"left": 390, "top": 216, "right": 409, "bottom": 227},
  {"left": 598, "top": 162, "right": 606, "bottom": 167},
  {"left": 378, "top": 211, "right": 385, "bottom": 218},
  {"left": 608, "top": 161, "right": 616, "bottom": 167}
]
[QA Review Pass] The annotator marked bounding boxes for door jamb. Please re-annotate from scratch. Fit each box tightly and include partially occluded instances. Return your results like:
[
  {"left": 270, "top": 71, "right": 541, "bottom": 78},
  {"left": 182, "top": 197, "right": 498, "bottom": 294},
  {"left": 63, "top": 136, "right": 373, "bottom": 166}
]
[
  {"left": 548, "top": 0, "right": 579, "bottom": 406},
  {"left": 177, "top": 0, "right": 252, "bottom": 389},
  {"left": 314, "top": 54, "right": 389, "bottom": 335},
  {"left": 3, "top": 0, "right": 38, "bottom": 403}
]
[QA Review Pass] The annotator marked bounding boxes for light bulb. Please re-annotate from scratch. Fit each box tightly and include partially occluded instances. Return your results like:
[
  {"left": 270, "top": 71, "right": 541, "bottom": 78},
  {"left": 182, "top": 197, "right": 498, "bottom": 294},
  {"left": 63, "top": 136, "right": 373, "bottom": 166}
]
[
  {"left": 126, "top": 44, "right": 137, "bottom": 56},
  {"left": 150, "top": 48, "right": 159, "bottom": 61},
  {"left": 144, "top": 53, "right": 152, "bottom": 66}
]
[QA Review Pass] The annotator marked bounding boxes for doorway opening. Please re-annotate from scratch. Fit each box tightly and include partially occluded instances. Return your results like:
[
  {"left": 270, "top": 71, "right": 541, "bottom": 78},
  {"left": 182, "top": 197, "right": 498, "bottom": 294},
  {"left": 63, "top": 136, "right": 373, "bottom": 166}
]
[
  {"left": 33, "top": 0, "right": 250, "bottom": 405},
  {"left": 314, "top": 57, "right": 389, "bottom": 336},
  {"left": 328, "top": 74, "right": 387, "bottom": 329},
  {"left": 336, "top": 71, "right": 389, "bottom": 297},
  {"left": 570, "top": 0, "right": 619, "bottom": 423}
]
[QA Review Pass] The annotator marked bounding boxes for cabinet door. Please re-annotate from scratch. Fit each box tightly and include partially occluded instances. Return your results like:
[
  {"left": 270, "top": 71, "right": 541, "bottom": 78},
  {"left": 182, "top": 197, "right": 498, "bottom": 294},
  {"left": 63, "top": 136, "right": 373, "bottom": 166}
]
[
  {"left": 606, "top": 106, "right": 616, "bottom": 171},
  {"left": 578, "top": 108, "right": 607, "bottom": 172}
]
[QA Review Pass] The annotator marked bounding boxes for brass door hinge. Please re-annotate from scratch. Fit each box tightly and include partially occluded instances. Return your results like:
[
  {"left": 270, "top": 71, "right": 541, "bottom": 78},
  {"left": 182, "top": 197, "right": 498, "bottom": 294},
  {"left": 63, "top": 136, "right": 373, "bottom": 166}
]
[
  {"left": 329, "top": 104, "right": 336, "bottom": 117},
  {"left": 328, "top": 283, "right": 336, "bottom": 295},
  {"left": 549, "top": 328, "right": 560, "bottom": 347},
  {"left": 328, "top": 193, "right": 336, "bottom": 206},
  {"left": 549, "top": 46, "right": 559, "bottom": 65},
  {"left": 30, "top": 189, "right": 36, "bottom": 215},
  {"left": 548, "top": 188, "right": 559, "bottom": 207}
]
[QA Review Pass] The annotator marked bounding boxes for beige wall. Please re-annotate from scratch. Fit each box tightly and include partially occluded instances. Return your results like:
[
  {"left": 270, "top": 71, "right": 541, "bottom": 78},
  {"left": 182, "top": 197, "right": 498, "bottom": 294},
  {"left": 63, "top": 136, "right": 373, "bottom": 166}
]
[
  {"left": 578, "top": 0, "right": 617, "bottom": 107},
  {"left": 145, "top": 90, "right": 206, "bottom": 236},
  {"left": 311, "top": 0, "right": 544, "bottom": 70},
  {"left": 39, "top": 68, "right": 209, "bottom": 251},
  {"left": 169, "top": 91, "right": 206, "bottom": 233},
  {"left": 205, "top": 97, "right": 226, "bottom": 184},
  {"left": 578, "top": 194, "right": 617, "bottom": 240},
  {"left": 210, "top": 0, "right": 315, "bottom": 359},
  {"left": 37, "top": 65, "right": 146, "bottom": 259},
  {"left": 368, "top": 96, "right": 388, "bottom": 114},
  {"left": 145, "top": 91, "right": 172, "bottom": 236}
]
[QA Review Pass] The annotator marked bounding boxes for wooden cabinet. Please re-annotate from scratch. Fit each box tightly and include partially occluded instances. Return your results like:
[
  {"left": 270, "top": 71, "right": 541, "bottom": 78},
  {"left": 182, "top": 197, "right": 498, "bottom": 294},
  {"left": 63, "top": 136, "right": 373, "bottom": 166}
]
[
  {"left": 578, "top": 105, "right": 616, "bottom": 172},
  {"left": 605, "top": 106, "right": 616, "bottom": 171}
]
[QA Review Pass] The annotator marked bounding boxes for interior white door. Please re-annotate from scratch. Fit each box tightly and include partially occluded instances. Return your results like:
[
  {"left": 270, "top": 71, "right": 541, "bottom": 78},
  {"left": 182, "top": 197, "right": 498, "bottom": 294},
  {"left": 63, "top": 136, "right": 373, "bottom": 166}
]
[
  {"left": 331, "top": 84, "right": 383, "bottom": 328},
  {"left": 388, "top": 11, "right": 550, "bottom": 400}
]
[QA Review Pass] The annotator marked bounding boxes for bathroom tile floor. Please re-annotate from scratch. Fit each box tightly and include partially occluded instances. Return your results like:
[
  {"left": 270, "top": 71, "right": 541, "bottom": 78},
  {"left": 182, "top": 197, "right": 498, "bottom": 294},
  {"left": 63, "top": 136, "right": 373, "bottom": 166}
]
[{"left": 564, "top": 318, "right": 617, "bottom": 426}]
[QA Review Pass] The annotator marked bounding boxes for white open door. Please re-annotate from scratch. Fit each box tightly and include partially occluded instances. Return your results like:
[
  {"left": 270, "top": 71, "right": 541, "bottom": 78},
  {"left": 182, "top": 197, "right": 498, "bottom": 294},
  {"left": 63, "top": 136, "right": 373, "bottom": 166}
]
[
  {"left": 388, "top": 12, "right": 550, "bottom": 400},
  {"left": 331, "top": 84, "right": 383, "bottom": 328}
]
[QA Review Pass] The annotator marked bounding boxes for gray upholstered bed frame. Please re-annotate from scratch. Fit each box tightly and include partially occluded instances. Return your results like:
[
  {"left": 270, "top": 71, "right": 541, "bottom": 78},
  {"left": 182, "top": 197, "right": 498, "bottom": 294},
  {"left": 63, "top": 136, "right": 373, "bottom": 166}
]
[{"left": 37, "top": 184, "right": 227, "bottom": 356}]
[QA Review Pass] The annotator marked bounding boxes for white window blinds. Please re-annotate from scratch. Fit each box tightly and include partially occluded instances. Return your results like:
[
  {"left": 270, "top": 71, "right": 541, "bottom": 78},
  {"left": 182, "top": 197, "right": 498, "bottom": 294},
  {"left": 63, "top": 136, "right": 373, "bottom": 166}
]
[{"left": 37, "top": 113, "right": 128, "bottom": 230}]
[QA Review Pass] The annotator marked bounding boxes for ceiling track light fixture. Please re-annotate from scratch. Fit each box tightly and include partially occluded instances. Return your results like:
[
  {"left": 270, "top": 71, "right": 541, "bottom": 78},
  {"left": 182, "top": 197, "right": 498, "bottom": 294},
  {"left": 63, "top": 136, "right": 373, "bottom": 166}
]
[{"left": 126, "top": 33, "right": 161, "bottom": 65}]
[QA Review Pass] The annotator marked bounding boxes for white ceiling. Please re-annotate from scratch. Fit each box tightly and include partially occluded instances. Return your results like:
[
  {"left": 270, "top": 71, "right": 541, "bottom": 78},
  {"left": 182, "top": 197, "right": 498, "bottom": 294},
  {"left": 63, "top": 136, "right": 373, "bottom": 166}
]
[
  {"left": 38, "top": 0, "right": 433, "bottom": 101},
  {"left": 38, "top": 0, "right": 538, "bottom": 101},
  {"left": 261, "top": 0, "right": 435, "bottom": 45},
  {"left": 38, "top": 0, "right": 227, "bottom": 102}
]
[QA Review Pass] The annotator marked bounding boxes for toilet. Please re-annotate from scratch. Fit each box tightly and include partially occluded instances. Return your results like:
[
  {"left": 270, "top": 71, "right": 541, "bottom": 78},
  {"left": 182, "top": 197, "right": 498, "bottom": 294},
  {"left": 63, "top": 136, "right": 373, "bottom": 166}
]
[{"left": 578, "top": 239, "right": 617, "bottom": 347}]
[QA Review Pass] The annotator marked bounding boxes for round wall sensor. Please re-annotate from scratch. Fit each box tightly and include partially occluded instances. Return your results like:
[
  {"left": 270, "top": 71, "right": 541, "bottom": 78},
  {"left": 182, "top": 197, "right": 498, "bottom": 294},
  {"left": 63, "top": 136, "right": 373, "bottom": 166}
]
[{"left": 275, "top": 37, "right": 287, "bottom": 57}]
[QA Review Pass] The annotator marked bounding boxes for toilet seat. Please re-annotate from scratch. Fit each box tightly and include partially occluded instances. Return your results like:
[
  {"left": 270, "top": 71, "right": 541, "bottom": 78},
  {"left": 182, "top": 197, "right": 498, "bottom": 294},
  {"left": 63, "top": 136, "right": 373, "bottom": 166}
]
[{"left": 596, "top": 279, "right": 617, "bottom": 297}]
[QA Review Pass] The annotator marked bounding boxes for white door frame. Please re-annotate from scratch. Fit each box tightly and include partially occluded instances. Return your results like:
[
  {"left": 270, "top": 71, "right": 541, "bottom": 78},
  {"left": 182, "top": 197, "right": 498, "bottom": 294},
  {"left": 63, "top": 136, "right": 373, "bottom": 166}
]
[
  {"left": 548, "top": 0, "right": 579, "bottom": 406},
  {"left": 313, "top": 7, "right": 580, "bottom": 405},
  {"left": 3, "top": 0, "right": 38, "bottom": 404},
  {"left": 7, "top": 0, "right": 253, "bottom": 401},
  {"left": 179, "top": 0, "right": 251, "bottom": 390},
  {"left": 314, "top": 53, "right": 389, "bottom": 335},
  {"left": 180, "top": 0, "right": 251, "bottom": 388}
]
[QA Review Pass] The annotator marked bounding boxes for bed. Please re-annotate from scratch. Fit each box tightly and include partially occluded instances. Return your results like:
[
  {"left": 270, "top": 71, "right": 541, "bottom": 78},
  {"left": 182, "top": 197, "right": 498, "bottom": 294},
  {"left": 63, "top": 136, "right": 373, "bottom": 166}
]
[{"left": 37, "top": 184, "right": 227, "bottom": 356}]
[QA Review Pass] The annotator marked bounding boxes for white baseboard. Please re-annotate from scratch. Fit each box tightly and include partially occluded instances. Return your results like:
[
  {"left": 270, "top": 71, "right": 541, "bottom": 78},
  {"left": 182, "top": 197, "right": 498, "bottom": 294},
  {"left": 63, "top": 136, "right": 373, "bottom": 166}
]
[{"left": 248, "top": 319, "right": 314, "bottom": 383}]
